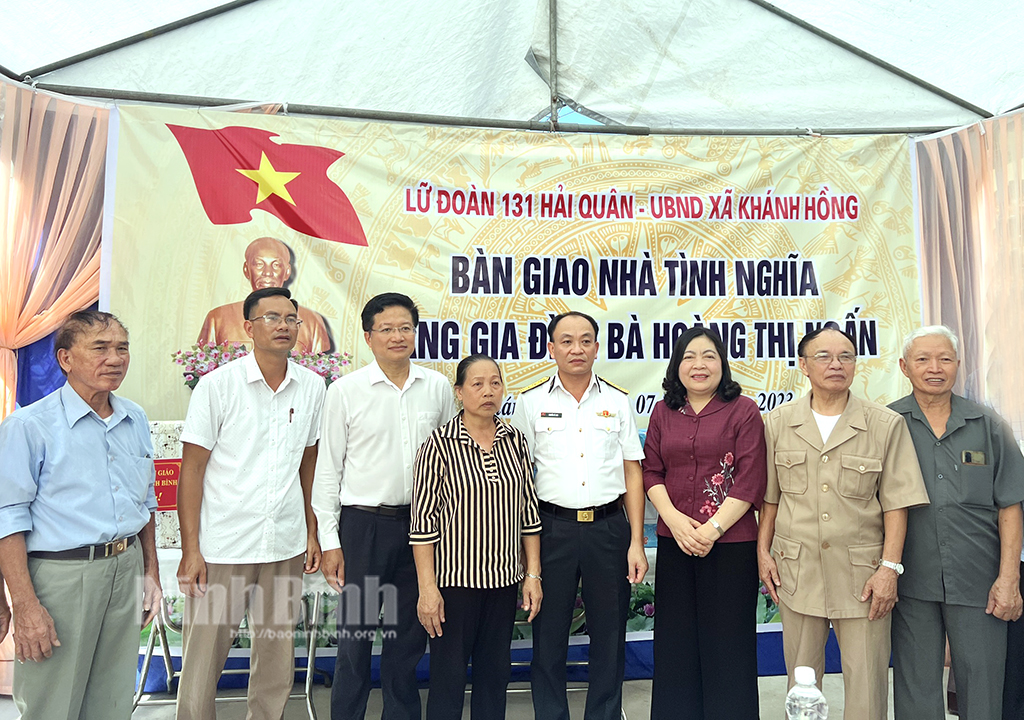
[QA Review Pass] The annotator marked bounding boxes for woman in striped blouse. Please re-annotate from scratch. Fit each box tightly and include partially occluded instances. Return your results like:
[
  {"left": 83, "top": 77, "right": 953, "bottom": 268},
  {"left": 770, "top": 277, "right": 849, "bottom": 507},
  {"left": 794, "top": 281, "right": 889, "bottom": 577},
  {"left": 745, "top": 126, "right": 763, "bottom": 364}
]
[{"left": 411, "top": 353, "right": 543, "bottom": 720}]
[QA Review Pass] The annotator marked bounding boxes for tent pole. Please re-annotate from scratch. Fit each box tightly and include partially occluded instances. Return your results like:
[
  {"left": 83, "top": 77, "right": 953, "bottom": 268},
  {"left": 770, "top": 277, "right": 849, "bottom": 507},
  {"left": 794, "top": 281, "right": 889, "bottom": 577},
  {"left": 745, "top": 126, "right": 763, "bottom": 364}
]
[
  {"left": 30, "top": 81, "right": 952, "bottom": 136},
  {"left": 744, "top": 0, "right": 992, "bottom": 119},
  {"left": 16, "top": 0, "right": 263, "bottom": 81},
  {"left": 549, "top": 0, "right": 559, "bottom": 130}
]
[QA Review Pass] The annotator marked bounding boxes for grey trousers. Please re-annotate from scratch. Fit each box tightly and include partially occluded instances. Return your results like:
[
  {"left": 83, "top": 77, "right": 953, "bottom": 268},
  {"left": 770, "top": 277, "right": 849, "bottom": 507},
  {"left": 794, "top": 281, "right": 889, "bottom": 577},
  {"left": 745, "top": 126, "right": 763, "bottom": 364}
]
[
  {"left": 14, "top": 543, "right": 143, "bottom": 720},
  {"left": 892, "top": 594, "right": 1008, "bottom": 720}
]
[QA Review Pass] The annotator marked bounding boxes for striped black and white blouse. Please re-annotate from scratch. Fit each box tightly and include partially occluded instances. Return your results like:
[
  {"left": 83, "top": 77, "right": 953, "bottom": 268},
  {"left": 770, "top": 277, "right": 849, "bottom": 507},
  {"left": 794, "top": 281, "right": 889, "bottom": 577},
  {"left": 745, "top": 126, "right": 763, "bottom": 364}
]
[{"left": 410, "top": 413, "right": 542, "bottom": 589}]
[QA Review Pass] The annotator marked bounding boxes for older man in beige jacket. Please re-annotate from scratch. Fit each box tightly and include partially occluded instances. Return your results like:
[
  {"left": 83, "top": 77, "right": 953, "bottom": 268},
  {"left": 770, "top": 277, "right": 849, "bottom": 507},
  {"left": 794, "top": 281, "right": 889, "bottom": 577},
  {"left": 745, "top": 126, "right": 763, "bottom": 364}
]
[{"left": 757, "top": 327, "right": 929, "bottom": 720}]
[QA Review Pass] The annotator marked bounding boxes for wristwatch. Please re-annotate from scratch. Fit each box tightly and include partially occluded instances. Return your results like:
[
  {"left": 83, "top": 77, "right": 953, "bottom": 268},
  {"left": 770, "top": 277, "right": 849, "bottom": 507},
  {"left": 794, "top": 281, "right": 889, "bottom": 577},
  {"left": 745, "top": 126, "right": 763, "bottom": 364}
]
[{"left": 879, "top": 559, "right": 904, "bottom": 575}]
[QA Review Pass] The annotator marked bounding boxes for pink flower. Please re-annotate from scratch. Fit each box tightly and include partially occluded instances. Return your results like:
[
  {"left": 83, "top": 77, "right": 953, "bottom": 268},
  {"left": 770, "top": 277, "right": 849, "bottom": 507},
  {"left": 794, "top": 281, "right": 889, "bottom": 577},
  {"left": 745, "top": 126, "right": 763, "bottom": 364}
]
[
  {"left": 700, "top": 501, "right": 718, "bottom": 516},
  {"left": 711, "top": 473, "right": 725, "bottom": 486},
  {"left": 724, "top": 452, "right": 734, "bottom": 465}
]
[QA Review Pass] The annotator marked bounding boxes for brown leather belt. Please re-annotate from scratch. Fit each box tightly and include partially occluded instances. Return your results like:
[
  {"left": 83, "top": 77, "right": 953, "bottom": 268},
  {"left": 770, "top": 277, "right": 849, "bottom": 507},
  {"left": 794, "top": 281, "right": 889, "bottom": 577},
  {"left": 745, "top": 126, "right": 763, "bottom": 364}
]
[
  {"left": 28, "top": 535, "right": 137, "bottom": 561},
  {"left": 347, "top": 504, "right": 412, "bottom": 518},
  {"left": 539, "top": 498, "right": 623, "bottom": 523}
]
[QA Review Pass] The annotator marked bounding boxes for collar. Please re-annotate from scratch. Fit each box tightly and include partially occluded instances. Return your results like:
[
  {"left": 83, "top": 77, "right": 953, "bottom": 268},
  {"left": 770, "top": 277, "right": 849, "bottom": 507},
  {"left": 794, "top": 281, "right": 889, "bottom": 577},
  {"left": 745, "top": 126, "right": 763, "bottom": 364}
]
[
  {"left": 242, "top": 351, "right": 294, "bottom": 392},
  {"left": 60, "top": 382, "right": 129, "bottom": 429},
  {"left": 891, "top": 392, "right": 983, "bottom": 438},
  {"left": 550, "top": 371, "right": 600, "bottom": 397},
  {"left": 682, "top": 394, "right": 727, "bottom": 417},
  {"left": 437, "top": 412, "right": 512, "bottom": 445},
  {"left": 366, "top": 359, "right": 424, "bottom": 390},
  {"left": 788, "top": 391, "right": 868, "bottom": 452}
]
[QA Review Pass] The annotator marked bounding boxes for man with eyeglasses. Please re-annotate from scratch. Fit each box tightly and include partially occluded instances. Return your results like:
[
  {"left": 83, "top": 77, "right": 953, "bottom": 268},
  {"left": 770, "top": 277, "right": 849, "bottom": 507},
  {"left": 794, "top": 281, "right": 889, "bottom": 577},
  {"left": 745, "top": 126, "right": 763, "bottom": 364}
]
[
  {"left": 757, "top": 326, "right": 929, "bottom": 720},
  {"left": 175, "top": 287, "right": 326, "bottom": 720},
  {"left": 312, "top": 292, "right": 456, "bottom": 720}
]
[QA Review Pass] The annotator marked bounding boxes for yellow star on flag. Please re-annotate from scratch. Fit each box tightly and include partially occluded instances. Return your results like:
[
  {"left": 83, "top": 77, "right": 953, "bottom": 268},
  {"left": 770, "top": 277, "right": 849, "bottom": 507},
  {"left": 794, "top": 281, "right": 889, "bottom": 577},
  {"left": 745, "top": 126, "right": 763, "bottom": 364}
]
[{"left": 236, "top": 152, "right": 301, "bottom": 205}]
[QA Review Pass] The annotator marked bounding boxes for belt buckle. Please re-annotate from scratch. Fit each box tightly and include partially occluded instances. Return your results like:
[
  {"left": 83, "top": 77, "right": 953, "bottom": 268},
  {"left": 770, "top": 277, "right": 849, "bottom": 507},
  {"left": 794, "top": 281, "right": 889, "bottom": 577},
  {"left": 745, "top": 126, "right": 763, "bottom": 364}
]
[
  {"left": 577, "top": 509, "right": 594, "bottom": 522},
  {"left": 105, "top": 538, "right": 128, "bottom": 558}
]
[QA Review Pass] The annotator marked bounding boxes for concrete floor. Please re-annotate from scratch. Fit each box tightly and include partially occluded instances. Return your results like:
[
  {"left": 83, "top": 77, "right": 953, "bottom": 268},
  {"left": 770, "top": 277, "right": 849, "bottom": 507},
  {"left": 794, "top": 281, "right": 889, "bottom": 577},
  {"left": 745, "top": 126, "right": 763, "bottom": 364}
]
[{"left": 0, "top": 671, "right": 958, "bottom": 718}]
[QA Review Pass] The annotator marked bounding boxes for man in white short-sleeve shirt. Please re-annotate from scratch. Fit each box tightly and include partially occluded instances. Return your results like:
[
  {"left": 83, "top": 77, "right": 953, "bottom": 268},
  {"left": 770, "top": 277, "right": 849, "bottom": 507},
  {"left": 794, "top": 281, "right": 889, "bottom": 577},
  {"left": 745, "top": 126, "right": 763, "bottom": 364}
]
[
  {"left": 312, "top": 292, "right": 456, "bottom": 720},
  {"left": 175, "top": 287, "right": 326, "bottom": 720},
  {"left": 510, "top": 310, "right": 648, "bottom": 720}
]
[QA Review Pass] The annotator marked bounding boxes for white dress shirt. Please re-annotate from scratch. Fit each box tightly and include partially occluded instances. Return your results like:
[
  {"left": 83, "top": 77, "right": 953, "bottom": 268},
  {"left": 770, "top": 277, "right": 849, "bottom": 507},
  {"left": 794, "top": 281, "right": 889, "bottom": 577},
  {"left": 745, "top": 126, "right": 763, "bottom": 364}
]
[
  {"left": 510, "top": 372, "right": 644, "bottom": 508},
  {"left": 312, "top": 360, "right": 457, "bottom": 552},
  {"left": 180, "top": 353, "right": 325, "bottom": 564}
]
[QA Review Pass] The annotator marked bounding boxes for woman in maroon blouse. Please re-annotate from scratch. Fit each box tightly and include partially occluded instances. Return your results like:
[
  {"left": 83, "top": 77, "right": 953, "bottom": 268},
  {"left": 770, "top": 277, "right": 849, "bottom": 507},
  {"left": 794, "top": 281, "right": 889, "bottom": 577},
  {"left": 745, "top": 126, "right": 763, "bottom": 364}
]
[{"left": 643, "top": 326, "right": 767, "bottom": 720}]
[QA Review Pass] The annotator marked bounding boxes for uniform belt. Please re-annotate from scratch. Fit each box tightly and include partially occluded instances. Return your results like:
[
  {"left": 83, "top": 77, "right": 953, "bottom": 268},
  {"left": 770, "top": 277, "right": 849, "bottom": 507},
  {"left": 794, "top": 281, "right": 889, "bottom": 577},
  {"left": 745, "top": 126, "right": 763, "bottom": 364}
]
[
  {"left": 539, "top": 499, "right": 623, "bottom": 523},
  {"left": 347, "top": 504, "right": 412, "bottom": 518},
  {"left": 28, "top": 535, "right": 137, "bottom": 561}
]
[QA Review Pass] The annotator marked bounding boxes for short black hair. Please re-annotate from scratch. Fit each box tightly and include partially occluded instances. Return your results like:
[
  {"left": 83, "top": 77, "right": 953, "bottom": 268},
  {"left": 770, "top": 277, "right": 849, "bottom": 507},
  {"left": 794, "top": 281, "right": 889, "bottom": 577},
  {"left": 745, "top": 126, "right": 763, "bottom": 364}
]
[
  {"left": 662, "top": 326, "right": 742, "bottom": 410},
  {"left": 54, "top": 311, "right": 129, "bottom": 377},
  {"left": 547, "top": 311, "right": 599, "bottom": 341},
  {"left": 454, "top": 353, "right": 502, "bottom": 388},
  {"left": 361, "top": 293, "right": 419, "bottom": 332},
  {"left": 243, "top": 287, "right": 297, "bottom": 320},
  {"left": 797, "top": 326, "right": 857, "bottom": 358}
]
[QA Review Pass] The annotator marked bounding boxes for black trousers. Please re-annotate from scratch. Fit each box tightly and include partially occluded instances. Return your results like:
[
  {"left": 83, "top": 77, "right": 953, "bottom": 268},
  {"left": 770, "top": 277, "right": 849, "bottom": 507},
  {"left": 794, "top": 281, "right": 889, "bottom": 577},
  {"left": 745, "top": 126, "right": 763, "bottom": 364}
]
[
  {"left": 330, "top": 508, "right": 426, "bottom": 720},
  {"left": 426, "top": 584, "right": 519, "bottom": 720},
  {"left": 1004, "top": 562, "right": 1024, "bottom": 720},
  {"left": 650, "top": 538, "right": 759, "bottom": 720},
  {"left": 531, "top": 509, "right": 631, "bottom": 720}
]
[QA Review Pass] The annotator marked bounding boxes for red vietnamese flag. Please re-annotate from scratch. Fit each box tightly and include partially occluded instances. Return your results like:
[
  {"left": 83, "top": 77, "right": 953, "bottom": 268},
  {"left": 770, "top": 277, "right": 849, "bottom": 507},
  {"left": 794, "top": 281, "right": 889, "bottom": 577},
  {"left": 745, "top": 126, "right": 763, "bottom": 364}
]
[{"left": 167, "top": 124, "right": 367, "bottom": 246}]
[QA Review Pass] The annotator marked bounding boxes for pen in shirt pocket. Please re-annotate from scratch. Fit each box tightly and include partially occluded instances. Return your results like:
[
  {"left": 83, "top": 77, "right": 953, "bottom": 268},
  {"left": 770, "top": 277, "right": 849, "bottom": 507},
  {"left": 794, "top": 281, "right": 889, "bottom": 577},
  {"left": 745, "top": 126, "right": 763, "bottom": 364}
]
[{"left": 289, "top": 408, "right": 294, "bottom": 424}]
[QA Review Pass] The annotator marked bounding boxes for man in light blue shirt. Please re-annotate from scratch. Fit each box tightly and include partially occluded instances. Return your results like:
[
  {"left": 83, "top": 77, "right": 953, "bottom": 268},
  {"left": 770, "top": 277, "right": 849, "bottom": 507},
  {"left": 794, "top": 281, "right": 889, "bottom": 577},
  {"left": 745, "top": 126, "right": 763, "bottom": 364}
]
[{"left": 0, "top": 310, "right": 161, "bottom": 720}]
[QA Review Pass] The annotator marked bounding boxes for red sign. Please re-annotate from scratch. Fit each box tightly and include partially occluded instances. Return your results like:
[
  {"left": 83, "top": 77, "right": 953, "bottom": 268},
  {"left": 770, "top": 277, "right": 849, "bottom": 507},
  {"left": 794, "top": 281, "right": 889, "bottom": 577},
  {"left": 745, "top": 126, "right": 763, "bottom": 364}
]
[{"left": 155, "top": 459, "right": 181, "bottom": 511}]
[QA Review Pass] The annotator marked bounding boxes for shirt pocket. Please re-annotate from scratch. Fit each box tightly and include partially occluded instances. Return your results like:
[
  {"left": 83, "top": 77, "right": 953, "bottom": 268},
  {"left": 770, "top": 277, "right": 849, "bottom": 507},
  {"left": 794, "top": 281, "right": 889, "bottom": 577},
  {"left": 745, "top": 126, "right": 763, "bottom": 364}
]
[
  {"left": 417, "top": 411, "right": 442, "bottom": 444},
  {"left": 848, "top": 542, "right": 883, "bottom": 600},
  {"left": 774, "top": 450, "right": 808, "bottom": 494},
  {"left": 839, "top": 455, "right": 882, "bottom": 501},
  {"left": 959, "top": 464, "right": 995, "bottom": 508},
  {"left": 592, "top": 414, "right": 622, "bottom": 459},
  {"left": 771, "top": 533, "right": 802, "bottom": 598},
  {"left": 286, "top": 413, "right": 309, "bottom": 452},
  {"left": 134, "top": 455, "right": 156, "bottom": 489},
  {"left": 535, "top": 417, "right": 567, "bottom": 455}
]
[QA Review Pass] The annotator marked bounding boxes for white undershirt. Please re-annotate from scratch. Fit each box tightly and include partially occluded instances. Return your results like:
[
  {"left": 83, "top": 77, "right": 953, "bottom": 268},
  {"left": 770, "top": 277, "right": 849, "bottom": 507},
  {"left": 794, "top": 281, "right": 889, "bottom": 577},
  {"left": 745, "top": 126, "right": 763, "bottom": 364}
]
[{"left": 812, "top": 409, "right": 841, "bottom": 445}]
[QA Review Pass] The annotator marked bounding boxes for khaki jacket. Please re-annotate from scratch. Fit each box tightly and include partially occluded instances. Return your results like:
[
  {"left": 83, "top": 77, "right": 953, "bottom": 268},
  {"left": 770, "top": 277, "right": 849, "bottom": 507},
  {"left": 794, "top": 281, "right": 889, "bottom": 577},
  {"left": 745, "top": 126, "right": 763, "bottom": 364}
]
[{"left": 764, "top": 393, "right": 929, "bottom": 618}]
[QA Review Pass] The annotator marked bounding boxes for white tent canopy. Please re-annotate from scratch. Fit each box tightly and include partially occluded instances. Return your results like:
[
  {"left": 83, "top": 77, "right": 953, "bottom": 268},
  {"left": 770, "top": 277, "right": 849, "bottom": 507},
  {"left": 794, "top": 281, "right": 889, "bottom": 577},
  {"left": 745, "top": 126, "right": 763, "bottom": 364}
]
[{"left": 2, "top": 0, "right": 1021, "bottom": 131}]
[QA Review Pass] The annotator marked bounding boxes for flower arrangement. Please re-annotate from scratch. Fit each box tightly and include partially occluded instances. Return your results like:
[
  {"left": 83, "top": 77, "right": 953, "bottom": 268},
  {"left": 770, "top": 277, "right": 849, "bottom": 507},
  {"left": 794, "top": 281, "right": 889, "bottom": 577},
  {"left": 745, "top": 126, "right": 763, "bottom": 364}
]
[
  {"left": 173, "top": 342, "right": 352, "bottom": 389},
  {"left": 626, "top": 582, "right": 656, "bottom": 632}
]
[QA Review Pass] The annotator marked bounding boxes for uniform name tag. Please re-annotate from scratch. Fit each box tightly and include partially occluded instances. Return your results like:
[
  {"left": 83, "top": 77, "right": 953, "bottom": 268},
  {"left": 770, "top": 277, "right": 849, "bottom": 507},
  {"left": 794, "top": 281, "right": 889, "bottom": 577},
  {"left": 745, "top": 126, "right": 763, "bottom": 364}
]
[
  {"left": 540, "top": 412, "right": 562, "bottom": 418},
  {"left": 962, "top": 450, "right": 987, "bottom": 466}
]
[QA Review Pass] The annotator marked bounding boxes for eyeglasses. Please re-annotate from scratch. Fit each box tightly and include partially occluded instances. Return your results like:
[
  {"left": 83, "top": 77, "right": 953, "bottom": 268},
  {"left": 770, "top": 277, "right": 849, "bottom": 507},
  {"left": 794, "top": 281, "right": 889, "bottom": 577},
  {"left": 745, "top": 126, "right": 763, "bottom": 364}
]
[
  {"left": 250, "top": 313, "right": 303, "bottom": 328},
  {"left": 370, "top": 326, "right": 416, "bottom": 336},
  {"left": 805, "top": 352, "right": 856, "bottom": 365}
]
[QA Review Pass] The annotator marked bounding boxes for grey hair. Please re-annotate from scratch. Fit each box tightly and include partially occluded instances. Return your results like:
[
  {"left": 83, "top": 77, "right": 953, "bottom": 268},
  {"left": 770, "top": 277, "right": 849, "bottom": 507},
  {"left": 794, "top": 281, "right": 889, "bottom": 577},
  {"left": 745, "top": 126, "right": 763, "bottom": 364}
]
[{"left": 902, "top": 325, "right": 959, "bottom": 360}]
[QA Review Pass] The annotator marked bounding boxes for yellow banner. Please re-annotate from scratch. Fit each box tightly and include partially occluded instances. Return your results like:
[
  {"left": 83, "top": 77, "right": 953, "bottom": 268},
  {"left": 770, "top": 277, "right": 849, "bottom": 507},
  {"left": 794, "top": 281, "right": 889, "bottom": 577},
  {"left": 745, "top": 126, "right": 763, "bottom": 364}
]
[{"left": 110, "top": 105, "right": 919, "bottom": 423}]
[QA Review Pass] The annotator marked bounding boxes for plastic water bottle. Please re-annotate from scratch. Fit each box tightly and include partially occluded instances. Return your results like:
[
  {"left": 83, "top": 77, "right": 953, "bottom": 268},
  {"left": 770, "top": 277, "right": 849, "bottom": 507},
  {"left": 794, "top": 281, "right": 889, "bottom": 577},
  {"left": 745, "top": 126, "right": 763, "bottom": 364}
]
[{"left": 785, "top": 666, "right": 828, "bottom": 719}]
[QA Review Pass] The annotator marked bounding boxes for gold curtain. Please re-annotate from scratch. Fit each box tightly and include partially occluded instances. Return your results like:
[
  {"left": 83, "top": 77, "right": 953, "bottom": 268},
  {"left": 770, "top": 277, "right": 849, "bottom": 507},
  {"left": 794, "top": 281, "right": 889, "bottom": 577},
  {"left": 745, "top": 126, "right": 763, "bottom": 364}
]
[
  {"left": 0, "top": 77, "right": 108, "bottom": 420},
  {"left": 915, "top": 111, "right": 1024, "bottom": 435}
]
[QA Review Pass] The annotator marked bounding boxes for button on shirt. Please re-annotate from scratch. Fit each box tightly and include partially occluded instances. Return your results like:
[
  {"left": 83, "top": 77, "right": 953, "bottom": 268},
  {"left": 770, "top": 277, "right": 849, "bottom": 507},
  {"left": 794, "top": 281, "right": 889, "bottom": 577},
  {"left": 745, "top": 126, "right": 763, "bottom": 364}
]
[
  {"left": 642, "top": 395, "right": 767, "bottom": 543},
  {"left": 411, "top": 414, "right": 542, "bottom": 588},
  {"left": 312, "top": 361, "right": 458, "bottom": 552},
  {"left": 765, "top": 392, "right": 930, "bottom": 618},
  {"left": 0, "top": 383, "right": 156, "bottom": 553},
  {"left": 509, "top": 373, "right": 644, "bottom": 508},
  {"left": 180, "top": 353, "right": 325, "bottom": 564},
  {"left": 890, "top": 393, "right": 1024, "bottom": 607}
]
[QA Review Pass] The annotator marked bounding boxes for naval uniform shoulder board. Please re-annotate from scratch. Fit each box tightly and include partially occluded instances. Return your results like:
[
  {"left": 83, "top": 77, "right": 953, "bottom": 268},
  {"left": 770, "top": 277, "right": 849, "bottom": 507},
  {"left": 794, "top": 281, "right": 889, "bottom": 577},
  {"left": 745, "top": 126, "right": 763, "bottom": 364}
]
[
  {"left": 598, "top": 376, "right": 629, "bottom": 394},
  {"left": 517, "top": 377, "right": 552, "bottom": 395}
]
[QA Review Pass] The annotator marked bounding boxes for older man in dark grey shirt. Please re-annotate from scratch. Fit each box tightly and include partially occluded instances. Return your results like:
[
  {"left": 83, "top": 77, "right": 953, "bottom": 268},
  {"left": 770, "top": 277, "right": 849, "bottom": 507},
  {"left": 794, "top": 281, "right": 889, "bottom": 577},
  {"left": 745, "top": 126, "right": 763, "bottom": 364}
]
[{"left": 889, "top": 326, "right": 1024, "bottom": 720}]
